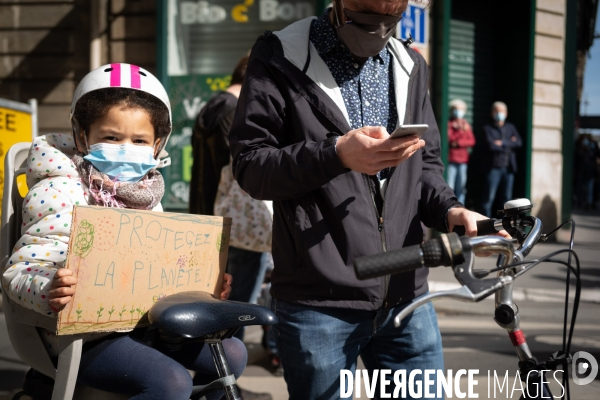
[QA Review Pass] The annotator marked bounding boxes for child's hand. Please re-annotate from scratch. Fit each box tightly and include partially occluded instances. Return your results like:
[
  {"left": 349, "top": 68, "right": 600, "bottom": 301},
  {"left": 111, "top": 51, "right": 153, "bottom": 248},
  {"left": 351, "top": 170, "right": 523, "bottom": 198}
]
[
  {"left": 49, "top": 269, "right": 78, "bottom": 311},
  {"left": 220, "top": 273, "right": 233, "bottom": 300}
]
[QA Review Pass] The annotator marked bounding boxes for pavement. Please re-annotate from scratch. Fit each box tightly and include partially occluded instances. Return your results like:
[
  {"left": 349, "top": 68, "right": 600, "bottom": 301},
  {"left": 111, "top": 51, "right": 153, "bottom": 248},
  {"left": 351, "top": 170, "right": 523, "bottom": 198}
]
[{"left": 1, "top": 210, "right": 599, "bottom": 399}]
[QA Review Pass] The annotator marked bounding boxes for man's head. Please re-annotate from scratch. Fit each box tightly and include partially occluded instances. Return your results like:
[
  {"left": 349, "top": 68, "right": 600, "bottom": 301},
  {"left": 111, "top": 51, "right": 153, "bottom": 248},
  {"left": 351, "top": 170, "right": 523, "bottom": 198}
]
[
  {"left": 333, "top": 0, "right": 409, "bottom": 19},
  {"left": 330, "top": 0, "right": 414, "bottom": 58},
  {"left": 491, "top": 101, "right": 508, "bottom": 123}
]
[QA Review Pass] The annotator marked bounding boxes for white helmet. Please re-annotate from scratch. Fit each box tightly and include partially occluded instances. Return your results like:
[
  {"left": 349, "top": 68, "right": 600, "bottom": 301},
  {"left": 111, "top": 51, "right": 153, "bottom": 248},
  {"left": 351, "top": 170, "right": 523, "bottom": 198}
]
[{"left": 70, "top": 63, "right": 172, "bottom": 167}]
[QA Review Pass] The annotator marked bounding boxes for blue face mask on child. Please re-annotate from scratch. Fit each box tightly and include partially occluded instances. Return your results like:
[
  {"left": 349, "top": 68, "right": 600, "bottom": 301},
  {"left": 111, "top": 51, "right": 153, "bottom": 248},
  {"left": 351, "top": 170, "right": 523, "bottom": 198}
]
[{"left": 84, "top": 143, "right": 159, "bottom": 182}]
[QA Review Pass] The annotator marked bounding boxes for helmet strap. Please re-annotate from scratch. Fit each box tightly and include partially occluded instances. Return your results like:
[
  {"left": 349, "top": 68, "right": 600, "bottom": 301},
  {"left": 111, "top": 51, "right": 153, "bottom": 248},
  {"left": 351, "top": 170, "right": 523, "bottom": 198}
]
[{"left": 82, "top": 131, "right": 90, "bottom": 153}]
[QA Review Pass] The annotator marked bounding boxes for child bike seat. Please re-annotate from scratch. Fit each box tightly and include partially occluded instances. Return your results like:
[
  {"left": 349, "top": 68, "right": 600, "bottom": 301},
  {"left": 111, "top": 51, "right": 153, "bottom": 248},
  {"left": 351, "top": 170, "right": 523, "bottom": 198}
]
[{"left": 148, "top": 291, "right": 277, "bottom": 339}]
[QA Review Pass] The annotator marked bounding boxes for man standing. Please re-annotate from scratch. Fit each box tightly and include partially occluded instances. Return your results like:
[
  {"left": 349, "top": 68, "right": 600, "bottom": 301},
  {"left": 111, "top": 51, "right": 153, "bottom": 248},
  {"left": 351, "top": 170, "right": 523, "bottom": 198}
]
[
  {"left": 230, "top": 1, "right": 491, "bottom": 398},
  {"left": 481, "top": 101, "right": 523, "bottom": 217}
]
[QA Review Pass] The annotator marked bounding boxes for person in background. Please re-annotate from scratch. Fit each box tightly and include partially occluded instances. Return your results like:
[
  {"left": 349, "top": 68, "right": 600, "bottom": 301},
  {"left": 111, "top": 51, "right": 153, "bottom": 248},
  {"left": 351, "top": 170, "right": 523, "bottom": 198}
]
[
  {"left": 481, "top": 101, "right": 522, "bottom": 217},
  {"left": 189, "top": 54, "right": 280, "bottom": 384},
  {"left": 574, "top": 133, "right": 600, "bottom": 210},
  {"left": 190, "top": 55, "right": 268, "bottom": 313},
  {"left": 189, "top": 57, "right": 246, "bottom": 216},
  {"left": 447, "top": 99, "right": 475, "bottom": 204}
]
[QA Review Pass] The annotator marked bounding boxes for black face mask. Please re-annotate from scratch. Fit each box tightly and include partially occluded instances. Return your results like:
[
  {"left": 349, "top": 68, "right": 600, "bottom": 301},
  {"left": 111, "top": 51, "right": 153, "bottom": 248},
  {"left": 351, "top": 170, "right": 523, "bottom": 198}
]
[{"left": 333, "top": 5, "right": 401, "bottom": 58}]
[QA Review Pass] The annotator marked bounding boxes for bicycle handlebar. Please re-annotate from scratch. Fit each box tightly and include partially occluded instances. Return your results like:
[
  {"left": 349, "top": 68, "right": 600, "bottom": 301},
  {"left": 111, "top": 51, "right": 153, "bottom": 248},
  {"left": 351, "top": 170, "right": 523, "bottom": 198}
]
[
  {"left": 353, "top": 212, "right": 544, "bottom": 327},
  {"left": 354, "top": 233, "right": 471, "bottom": 280}
]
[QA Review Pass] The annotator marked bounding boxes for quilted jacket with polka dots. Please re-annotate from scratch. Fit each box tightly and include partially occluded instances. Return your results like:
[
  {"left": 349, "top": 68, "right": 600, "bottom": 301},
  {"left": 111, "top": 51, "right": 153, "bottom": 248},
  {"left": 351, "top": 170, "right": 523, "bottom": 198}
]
[
  {"left": 2, "top": 133, "right": 162, "bottom": 317},
  {"left": 2, "top": 133, "right": 88, "bottom": 317}
]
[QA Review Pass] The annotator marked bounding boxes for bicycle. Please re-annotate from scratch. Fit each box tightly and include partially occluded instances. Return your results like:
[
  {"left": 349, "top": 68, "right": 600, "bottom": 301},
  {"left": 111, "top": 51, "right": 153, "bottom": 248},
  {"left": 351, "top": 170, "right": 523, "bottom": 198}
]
[{"left": 354, "top": 198, "right": 582, "bottom": 399}]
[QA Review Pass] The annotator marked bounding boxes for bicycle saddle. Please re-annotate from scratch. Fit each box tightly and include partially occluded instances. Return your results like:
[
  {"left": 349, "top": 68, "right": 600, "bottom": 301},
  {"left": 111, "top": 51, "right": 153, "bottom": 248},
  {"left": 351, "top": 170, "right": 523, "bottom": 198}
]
[{"left": 148, "top": 291, "right": 277, "bottom": 338}]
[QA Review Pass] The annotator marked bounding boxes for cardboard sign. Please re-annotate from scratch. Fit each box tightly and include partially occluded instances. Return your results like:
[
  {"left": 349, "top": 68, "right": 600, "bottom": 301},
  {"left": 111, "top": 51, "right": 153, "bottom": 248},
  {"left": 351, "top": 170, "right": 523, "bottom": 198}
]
[{"left": 57, "top": 206, "right": 231, "bottom": 335}]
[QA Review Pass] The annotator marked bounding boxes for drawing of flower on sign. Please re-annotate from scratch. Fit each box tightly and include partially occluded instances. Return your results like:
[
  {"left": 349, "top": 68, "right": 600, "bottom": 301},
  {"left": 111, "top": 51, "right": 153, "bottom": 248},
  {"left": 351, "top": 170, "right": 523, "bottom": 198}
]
[{"left": 73, "top": 219, "right": 95, "bottom": 257}]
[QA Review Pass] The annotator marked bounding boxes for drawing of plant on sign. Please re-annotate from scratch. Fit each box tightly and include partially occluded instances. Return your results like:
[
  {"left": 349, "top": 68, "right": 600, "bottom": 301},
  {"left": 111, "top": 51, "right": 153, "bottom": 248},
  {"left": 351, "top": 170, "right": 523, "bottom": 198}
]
[
  {"left": 57, "top": 205, "right": 231, "bottom": 335},
  {"left": 118, "top": 305, "right": 127, "bottom": 321},
  {"left": 73, "top": 220, "right": 94, "bottom": 257}
]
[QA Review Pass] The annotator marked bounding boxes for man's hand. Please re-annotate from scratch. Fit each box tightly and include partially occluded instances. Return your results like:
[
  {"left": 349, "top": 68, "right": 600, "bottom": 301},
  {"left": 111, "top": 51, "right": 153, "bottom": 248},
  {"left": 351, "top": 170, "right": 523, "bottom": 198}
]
[
  {"left": 220, "top": 273, "right": 233, "bottom": 300},
  {"left": 447, "top": 207, "right": 510, "bottom": 238},
  {"left": 336, "top": 126, "right": 425, "bottom": 175},
  {"left": 49, "top": 268, "right": 77, "bottom": 311},
  {"left": 493, "top": 140, "right": 503, "bottom": 147},
  {"left": 447, "top": 208, "right": 510, "bottom": 257}
]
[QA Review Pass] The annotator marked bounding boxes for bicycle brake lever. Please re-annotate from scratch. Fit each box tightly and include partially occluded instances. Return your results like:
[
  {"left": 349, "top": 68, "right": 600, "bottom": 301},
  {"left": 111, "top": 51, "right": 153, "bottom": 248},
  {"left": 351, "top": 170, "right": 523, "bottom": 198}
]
[
  {"left": 394, "top": 286, "right": 476, "bottom": 327},
  {"left": 394, "top": 251, "right": 513, "bottom": 327}
]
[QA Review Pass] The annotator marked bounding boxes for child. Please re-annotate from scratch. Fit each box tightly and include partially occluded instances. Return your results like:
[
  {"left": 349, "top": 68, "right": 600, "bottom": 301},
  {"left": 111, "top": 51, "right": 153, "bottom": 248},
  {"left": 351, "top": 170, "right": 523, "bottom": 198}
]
[{"left": 2, "top": 64, "right": 246, "bottom": 400}]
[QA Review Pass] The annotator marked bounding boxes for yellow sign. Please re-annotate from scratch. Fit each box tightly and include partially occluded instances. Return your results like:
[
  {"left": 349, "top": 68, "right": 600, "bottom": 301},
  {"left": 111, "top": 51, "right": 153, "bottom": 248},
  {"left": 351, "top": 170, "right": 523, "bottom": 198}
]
[{"left": 0, "top": 102, "right": 34, "bottom": 214}]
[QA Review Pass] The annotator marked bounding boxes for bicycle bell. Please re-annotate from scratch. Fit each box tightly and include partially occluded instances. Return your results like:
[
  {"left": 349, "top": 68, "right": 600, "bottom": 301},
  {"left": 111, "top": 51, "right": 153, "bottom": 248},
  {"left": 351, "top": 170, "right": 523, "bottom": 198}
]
[
  {"left": 500, "top": 198, "right": 533, "bottom": 217},
  {"left": 499, "top": 198, "right": 534, "bottom": 244}
]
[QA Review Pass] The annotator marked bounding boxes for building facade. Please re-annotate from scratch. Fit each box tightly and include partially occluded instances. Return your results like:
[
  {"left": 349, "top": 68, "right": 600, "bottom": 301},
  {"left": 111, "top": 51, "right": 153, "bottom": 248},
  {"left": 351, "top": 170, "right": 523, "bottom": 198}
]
[{"left": 0, "top": 0, "right": 584, "bottom": 225}]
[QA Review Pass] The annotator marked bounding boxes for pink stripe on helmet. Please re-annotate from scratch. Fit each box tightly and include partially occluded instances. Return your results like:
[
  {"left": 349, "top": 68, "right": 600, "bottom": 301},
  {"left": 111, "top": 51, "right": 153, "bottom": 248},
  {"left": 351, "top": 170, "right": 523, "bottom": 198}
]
[
  {"left": 130, "top": 65, "right": 141, "bottom": 89},
  {"left": 110, "top": 63, "right": 121, "bottom": 87}
]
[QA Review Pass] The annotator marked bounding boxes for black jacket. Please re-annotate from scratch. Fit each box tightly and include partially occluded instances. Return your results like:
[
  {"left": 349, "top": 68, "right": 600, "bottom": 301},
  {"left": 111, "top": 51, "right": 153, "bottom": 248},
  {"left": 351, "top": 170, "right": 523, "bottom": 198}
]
[
  {"left": 230, "top": 30, "right": 460, "bottom": 311},
  {"left": 189, "top": 92, "right": 237, "bottom": 216},
  {"left": 482, "top": 122, "right": 522, "bottom": 172}
]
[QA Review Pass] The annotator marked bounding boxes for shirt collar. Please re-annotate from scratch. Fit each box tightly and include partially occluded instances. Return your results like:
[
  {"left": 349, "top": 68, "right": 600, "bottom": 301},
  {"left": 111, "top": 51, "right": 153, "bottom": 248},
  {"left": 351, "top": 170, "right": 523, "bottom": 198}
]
[{"left": 310, "top": 8, "right": 341, "bottom": 55}]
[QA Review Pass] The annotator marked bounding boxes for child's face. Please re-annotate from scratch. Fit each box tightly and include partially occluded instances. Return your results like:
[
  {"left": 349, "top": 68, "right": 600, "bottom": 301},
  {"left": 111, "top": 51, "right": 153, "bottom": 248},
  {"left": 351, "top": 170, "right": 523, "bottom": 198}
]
[{"left": 81, "top": 105, "right": 161, "bottom": 156}]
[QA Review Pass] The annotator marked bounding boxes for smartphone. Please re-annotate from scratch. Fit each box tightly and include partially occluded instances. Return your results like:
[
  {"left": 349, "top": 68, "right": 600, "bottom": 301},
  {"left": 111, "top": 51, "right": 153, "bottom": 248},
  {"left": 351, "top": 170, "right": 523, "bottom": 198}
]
[{"left": 389, "top": 124, "right": 429, "bottom": 139}]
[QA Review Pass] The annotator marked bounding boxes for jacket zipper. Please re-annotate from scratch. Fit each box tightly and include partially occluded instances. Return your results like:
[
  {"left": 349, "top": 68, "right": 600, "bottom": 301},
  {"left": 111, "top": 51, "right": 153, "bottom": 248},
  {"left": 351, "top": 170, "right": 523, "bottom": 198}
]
[{"left": 364, "top": 174, "right": 389, "bottom": 308}]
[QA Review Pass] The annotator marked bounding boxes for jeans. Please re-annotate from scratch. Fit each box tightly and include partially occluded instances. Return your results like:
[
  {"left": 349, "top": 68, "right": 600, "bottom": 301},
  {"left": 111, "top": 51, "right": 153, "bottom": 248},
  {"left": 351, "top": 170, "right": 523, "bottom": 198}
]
[
  {"left": 577, "top": 177, "right": 595, "bottom": 206},
  {"left": 226, "top": 247, "right": 271, "bottom": 344},
  {"left": 481, "top": 167, "right": 515, "bottom": 217},
  {"left": 271, "top": 295, "right": 444, "bottom": 400},
  {"left": 446, "top": 162, "right": 468, "bottom": 204},
  {"left": 227, "top": 247, "right": 269, "bottom": 305}
]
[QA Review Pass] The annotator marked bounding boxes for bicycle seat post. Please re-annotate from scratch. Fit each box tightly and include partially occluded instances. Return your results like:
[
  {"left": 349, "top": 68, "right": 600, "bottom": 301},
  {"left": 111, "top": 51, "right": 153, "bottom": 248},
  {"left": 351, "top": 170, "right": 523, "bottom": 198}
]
[{"left": 208, "top": 339, "right": 241, "bottom": 400}]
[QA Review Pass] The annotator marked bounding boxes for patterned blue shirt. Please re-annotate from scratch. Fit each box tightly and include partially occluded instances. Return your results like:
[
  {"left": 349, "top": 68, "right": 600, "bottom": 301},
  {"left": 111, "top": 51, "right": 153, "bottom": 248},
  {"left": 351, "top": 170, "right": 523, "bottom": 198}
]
[{"left": 309, "top": 9, "right": 398, "bottom": 134}]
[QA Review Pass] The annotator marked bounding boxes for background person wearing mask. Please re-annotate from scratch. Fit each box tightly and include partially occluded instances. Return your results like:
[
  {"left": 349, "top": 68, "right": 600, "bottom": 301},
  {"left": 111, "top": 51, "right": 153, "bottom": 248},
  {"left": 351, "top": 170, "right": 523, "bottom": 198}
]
[
  {"left": 481, "top": 101, "right": 523, "bottom": 217},
  {"left": 229, "top": 0, "right": 503, "bottom": 398},
  {"left": 447, "top": 99, "right": 475, "bottom": 204}
]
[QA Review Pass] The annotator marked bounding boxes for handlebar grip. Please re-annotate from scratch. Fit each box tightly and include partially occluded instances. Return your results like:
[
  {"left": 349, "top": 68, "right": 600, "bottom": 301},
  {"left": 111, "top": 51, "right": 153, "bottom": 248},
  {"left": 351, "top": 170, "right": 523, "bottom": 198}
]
[
  {"left": 453, "top": 219, "right": 499, "bottom": 236},
  {"left": 354, "top": 244, "right": 422, "bottom": 280}
]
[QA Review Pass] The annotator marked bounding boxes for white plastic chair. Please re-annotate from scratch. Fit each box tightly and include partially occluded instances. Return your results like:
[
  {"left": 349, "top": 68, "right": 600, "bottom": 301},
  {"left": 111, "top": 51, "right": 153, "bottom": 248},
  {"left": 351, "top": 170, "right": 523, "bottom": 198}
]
[{"left": 1, "top": 142, "right": 127, "bottom": 400}]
